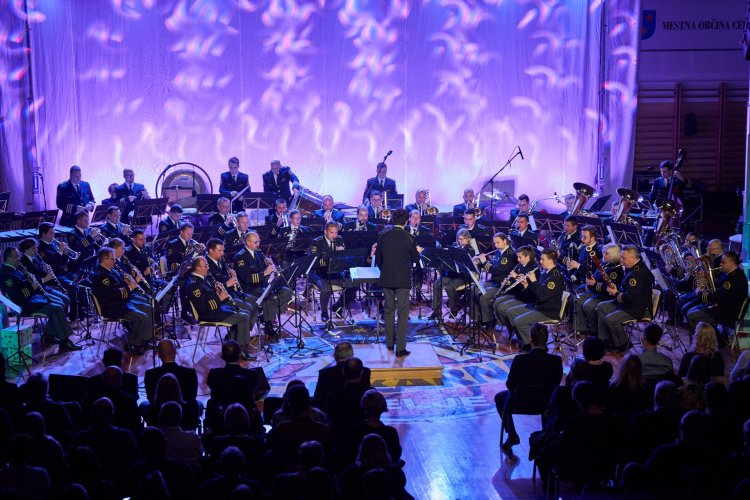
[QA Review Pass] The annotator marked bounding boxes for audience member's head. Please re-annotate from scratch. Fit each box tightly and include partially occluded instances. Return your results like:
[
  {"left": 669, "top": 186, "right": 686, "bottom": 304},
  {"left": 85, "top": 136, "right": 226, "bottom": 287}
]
[
  {"left": 361, "top": 389, "right": 388, "bottom": 419},
  {"left": 139, "top": 470, "right": 170, "bottom": 499},
  {"left": 616, "top": 355, "right": 645, "bottom": 392},
  {"left": 139, "top": 427, "right": 167, "bottom": 459},
  {"left": 157, "top": 339, "right": 177, "bottom": 363},
  {"left": 704, "top": 381, "right": 731, "bottom": 415},
  {"left": 287, "top": 384, "right": 312, "bottom": 416},
  {"left": 643, "top": 323, "right": 663, "bottom": 347},
  {"left": 334, "top": 341, "right": 355, "bottom": 363},
  {"left": 363, "top": 468, "right": 393, "bottom": 500},
  {"left": 679, "top": 410, "right": 708, "bottom": 444},
  {"left": 691, "top": 322, "right": 718, "bottom": 354},
  {"left": 572, "top": 381, "right": 603, "bottom": 413},
  {"left": 343, "top": 357, "right": 364, "bottom": 383},
  {"left": 24, "top": 373, "right": 49, "bottom": 401},
  {"left": 224, "top": 403, "right": 250, "bottom": 435},
  {"left": 653, "top": 381, "right": 679, "bottom": 411},
  {"left": 20, "top": 411, "right": 46, "bottom": 439},
  {"left": 101, "top": 366, "right": 123, "bottom": 389},
  {"left": 302, "top": 467, "right": 337, "bottom": 499},
  {"left": 219, "top": 446, "right": 246, "bottom": 477},
  {"left": 101, "top": 347, "right": 123, "bottom": 368},
  {"left": 221, "top": 340, "right": 242, "bottom": 364},
  {"left": 60, "top": 483, "right": 89, "bottom": 500},
  {"left": 154, "top": 372, "right": 184, "bottom": 406},
  {"left": 159, "top": 401, "right": 183, "bottom": 428},
  {"left": 686, "top": 354, "right": 712, "bottom": 385},
  {"left": 7, "top": 433, "right": 33, "bottom": 466},
  {"left": 582, "top": 336, "right": 606, "bottom": 362},
  {"left": 298, "top": 440, "right": 325, "bottom": 471},
  {"left": 529, "top": 323, "right": 549, "bottom": 349},
  {"left": 356, "top": 433, "right": 392, "bottom": 469},
  {"left": 91, "top": 397, "right": 115, "bottom": 426}
]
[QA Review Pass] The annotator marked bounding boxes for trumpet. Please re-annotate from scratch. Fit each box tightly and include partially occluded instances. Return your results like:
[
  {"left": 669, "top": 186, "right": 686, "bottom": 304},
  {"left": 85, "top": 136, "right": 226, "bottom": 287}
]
[
  {"left": 424, "top": 189, "right": 439, "bottom": 215},
  {"left": 54, "top": 238, "right": 79, "bottom": 260},
  {"left": 277, "top": 213, "right": 289, "bottom": 227}
]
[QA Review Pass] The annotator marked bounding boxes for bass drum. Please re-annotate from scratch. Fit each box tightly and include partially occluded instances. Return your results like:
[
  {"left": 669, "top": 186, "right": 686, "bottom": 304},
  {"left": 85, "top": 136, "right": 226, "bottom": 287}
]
[{"left": 290, "top": 186, "right": 326, "bottom": 215}]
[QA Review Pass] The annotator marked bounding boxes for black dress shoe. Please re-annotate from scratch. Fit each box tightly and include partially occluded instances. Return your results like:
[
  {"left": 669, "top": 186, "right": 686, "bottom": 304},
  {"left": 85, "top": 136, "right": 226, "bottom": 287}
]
[
  {"left": 59, "top": 339, "right": 83, "bottom": 351},
  {"left": 320, "top": 312, "right": 329, "bottom": 322},
  {"left": 500, "top": 433, "right": 520, "bottom": 454},
  {"left": 386, "top": 344, "right": 394, "bottom": 351},
  {"left": 395, "top": 349, "right": 411, "bottom": 357}
]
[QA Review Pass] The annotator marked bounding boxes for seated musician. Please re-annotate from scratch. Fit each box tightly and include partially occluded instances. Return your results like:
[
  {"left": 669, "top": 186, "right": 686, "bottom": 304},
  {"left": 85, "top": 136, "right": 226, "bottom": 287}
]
[
  {"left": 681, "top": 231, "right": 707, "bottom": 256},
  {"left": 343, "top": 206, "right": 377, "bottom": 232},
  {"left": 223, "top": 212, "right": 250, "bottom": 249},
  {"left": 186, "top": 256, "right": 255, "bottom": 359},
  {"left": 219, "top": 157, "right": 250, "bottom": 212},
  {"left": 461, "top": 209, "right": 488, "bottom": 240},
  {"left": 159, "top": 204, "right": 183, "bottom": 234},
  {"left": 505, "top": 248, "right": 565, "bottom": 351},
  {"left": 367, "top": 190, "right": 385, "bottom": 220},
  {"left": 100, "top": 206, "right": 132, "bottom": 245},
  {"left": 559, "top": 194, "right": 576, "bottom": 218},
  {"left": 493, "top": 245, "right": 540, "bottom": 336},
  {"left": 685, "top": 251, "right": 747, "bottom": 334},
  {"left": 17, "top": 238, "right": 71, "bottom": 316},
  {"left": 126, "top": 229, "right": 166, "bottom": 291},
  {"left": 565, "top": 224, "right": 601, "bottom": 285},
  {"left": 277, "top": 209, "right": 311, "bottom": 266},
  {"left": 267, "top": 198, "right": 289, "bottom": 236},
  {"left": 313, "top": 195, "right": 346, "bottom": 224},
  {"left": 204, "top": 238, "right": 258, "bottom": 323},
  {"left": 234, "top": 231, "right": 292, "bottom": 336},
  {"left": 407, "top": 209, "right": 430, "bottom": 236},
  {"left": 509, "top": 194, "right": 536, "bottom": 222},
  {"left": 37, "top": 222, "right": 82, "bottom": 320},
  {"left": 0, "top": 247, "right": 81, "bottom": 351},
  {"left": 309, "top": 221, "right": 357, "bottom": 322},
  {"left": 405, "top": 188, "right": 430, "bottom": 216},
  {"left": 105, "top": 183, "right": 119, "bottom": 205},
  {"left": 109, "top": 238, "right": 153, "bottom": 304},
  {"left": 510, "top": 213, "right": 539, "bottom": 247},
  {"left": 114, "top": 168, "right": 148, "bottom": 223},
  {"left": 575, "top": 243, "right": 624, "bottom": 336},
  {"left": 678, "top": 239, "right": 724, "bottom": 318},
  {"left": 91, "top": 247, "right": 153, "bottom": 355},
  {"left": 556, "top": 216, "right": 581, "bottom": 262},
  {"left": 362, "top": 161, "right": 397, "bottom": 204},
  {"left": 69, "top": 211, "right": 103, "bottom": 264},
  {"left": 207, "top": 197, "right": 236, "bottom": 238},
  {"left": 262, "top": 159, "right": 300, "bottom": 203},
  {"left": 452, "top": 188, "right": 476, "bottom": 217},
  {"left": 594, "top": 245, "right": 654, "bottom": 353},
  {"left": 428, "top": 228, "right": 475, "bottom": 320},
  {"left": 166, "top": 222, "right": 199, "bottom": 323},
  {"left": 474, "top": 233, "right": 517, "bottom": 329}
]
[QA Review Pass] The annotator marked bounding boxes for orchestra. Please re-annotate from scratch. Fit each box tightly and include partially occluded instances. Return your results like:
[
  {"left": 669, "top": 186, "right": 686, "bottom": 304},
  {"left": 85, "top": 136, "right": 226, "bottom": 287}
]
[{"left": 1, "top": 153, "right": 747, "bottom": 365}]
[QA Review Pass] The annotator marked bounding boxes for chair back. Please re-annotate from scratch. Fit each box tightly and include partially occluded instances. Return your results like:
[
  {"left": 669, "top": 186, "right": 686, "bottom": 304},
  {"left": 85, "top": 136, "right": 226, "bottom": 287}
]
[
  {"left": 650, "top": 289, "right": 661, "bottom": 319},
  {"left": 736, "top": 296, "right": 750, "bottom": 324},
  {"left": 189, "top": 300, "right": 202, "bottom": 323},
  {"left": 509, "top": 383, "right": 556, "bottom": 416},
  {"left": 91, "top": 294, "right": 105, "bottom": 318},
  {"left": 558, "top": 291, "right": 571, "bottom": 321},
  {"left": 160, "top": 255, "right": 168, "bottom": 276}
]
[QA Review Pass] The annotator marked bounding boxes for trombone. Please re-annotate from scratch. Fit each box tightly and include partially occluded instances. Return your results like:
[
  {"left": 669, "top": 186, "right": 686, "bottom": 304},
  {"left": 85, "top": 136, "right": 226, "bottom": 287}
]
[
  {"left": 425, "top": 189, "right": 439, "bottom": 215},
  {"left": 381, "top": 191, "right": 392, "bottom": 220}
]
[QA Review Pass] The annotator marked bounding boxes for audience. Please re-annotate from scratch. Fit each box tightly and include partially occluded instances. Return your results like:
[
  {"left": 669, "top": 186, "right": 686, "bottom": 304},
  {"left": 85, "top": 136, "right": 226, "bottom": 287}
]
[
  {"left": 326, "top": 357, "right": 371, "bottom": 436},
  {"left": 87, "top": 365, "right": 141, "bottom": 433},
  {"left": 677, "top": 322, "right": 725, "bottom": 379},
  {"left": 158, "top": 401, "right": 203, "bottom": 467},
  {"left": 678, "top": 354, "right": 712, "bottom": 411},
  {"left": 272, "top": 379, "right": 328, "bottom": 427},
  {"left": 606, "top": 354, "right": 651, "bottom": 418},
  {"left": 93, "top": 347, "right": 139, "bottom": 399},
  {"left": 346, "top": 389, "right": 403, "bottom": 465},
  {"left": 636, "top": 323, "right": 675, "bottom": 385},
  {"left": 339, "top": 433, "right": 408, "bottom": 500},
  {"left": 314, "top": 341, "right": 372, "bottom": 410},
  {"left": 566, "top": 336, "right": 613, "bottom": 392},
  {"left": 272, "top": 385, "right": 332, "bottom": 469},
  {"left": 623, "top": 381, "right": 682, "bottom": 464},
  {"left": 144, "top": 339, "right": 199, "bottom": 403}
]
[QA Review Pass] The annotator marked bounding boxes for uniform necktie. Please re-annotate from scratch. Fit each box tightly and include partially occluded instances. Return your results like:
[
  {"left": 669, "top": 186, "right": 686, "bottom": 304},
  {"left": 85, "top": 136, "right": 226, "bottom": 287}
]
[
  {"left": 380, "top": 179, "right": 384, "bottom": 188},
  {"left": 75, "top": 184, "right": 80, "bottom": 196}
]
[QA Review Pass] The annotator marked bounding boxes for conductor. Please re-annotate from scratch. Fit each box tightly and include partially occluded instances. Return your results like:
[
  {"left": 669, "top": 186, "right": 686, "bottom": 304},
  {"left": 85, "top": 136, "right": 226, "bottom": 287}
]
[{"left": 375, "top": 208, "right": 422, "bottom": 357}]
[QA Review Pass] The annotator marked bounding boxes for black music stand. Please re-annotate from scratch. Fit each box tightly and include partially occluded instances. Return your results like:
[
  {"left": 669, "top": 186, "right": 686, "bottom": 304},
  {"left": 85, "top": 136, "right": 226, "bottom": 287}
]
[
  {"left": 642, "top": 249, "right": 686, "bottom": 354},
  {"left": 341, "top": 231, "right": 378, "bottom": 251},
  {"left": 323, "top": 249, "right": 368, "bottom": 331},
  {"left": 132, "top": 197, "right": 169, "bottom": 228},
  {"left": 606, "top": 222, "right": 643, "bottom": 247},
  {"left": 588, "top": 194, "right": 612, "bottom": 213},
  {"left": 576, "top": 214, "right": 605, "bottom": 232},
  {"left": 386, "top": 194, "right": 404, "bottom": 209},
  {"left": 151, "top": 229, "right": 179, "bottom": 255},
  {"left": 20, "top": 210, "right": 58, "bottom": 229},
  {"left": 283, "top": 255, "right": 320, "bottom": 358},
  {"left": 449, "top": 248, "right": 494, "bottom": 359},
  {"left": 73, "top": 256, "right": 100, "bottom": 346},
  {"left": 301, "top": 217, "right": 324, "bottom": 233},
  {"left": 0, "top": 191, "right": 10, "bottom": 213},
  {"left": 485, "top": 220, "right": 511, "bottom": 234},
  {"left": 192, "top": 225, "right": 220, "bottom": 245},
  {"left": 260, "top": 238, "right": 287, "bottom": 263},
  {"left": 412, "top": 235, "right": 437, "bottom": 317},
  {"left": 287, "top": 233, "right": 314, "bottom": 264},
  {"left": 0, "top": 212, "right": 18, "bottom": 230},
  {"left": 418, "top": 247, "right": 459, "bottom": 331},
  {"left": 242, "top": 192, "right": 277, "bottom": 226},
  {"left": 90, "top": 205, "right": 110, "bottom": 224},
  {"left": 196, "top": 194, "right": 221, "bottom": 214}
]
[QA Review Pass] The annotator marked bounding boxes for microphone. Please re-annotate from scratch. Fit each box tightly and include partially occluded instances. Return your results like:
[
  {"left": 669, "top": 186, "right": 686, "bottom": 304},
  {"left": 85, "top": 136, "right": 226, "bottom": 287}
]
[
  {"left": 518, "top": 146, "right": 524, "bottom": 160},
  {"left": 386, "top": 150, "right": 393, "bottom": 156}
]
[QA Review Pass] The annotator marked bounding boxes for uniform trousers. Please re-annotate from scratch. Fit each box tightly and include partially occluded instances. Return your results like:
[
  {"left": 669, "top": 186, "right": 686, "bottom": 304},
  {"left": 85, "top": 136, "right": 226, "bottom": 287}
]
[
  {"left": 384, "top": 288, "right": 410, "bottom": 351},
  {"left": 506, "top": 305, "right": 554, "bottom": 344},
  {"left": 595, "top": 300, "right": 641, "bottom": 347}
]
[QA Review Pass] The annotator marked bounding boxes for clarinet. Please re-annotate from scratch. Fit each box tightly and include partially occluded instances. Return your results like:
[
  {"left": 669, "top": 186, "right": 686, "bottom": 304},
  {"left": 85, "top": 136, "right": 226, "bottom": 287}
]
[
  {"left": 123, "top": 255, "right": 152, "bottom": 294},
  {"left": 209, "top": 274, "right": 238, "bottom": 307},
  {"left": 17, "top": 264, "right": 51, "bottom": 300},
  {"left": 39, "top": 258, "right": 64, "bottom": 289}
]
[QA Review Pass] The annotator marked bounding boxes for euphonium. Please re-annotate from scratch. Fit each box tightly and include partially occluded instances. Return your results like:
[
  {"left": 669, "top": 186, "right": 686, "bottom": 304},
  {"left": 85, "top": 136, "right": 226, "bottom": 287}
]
[
  {"left": 570, "top": 182, "right": 596, "bottom": 216},
  {"left": 695, "top": 254, "right": 717, "bottom": 293},
  {"left": 614, "top": 187, "right": 640, "bottom": 223}
]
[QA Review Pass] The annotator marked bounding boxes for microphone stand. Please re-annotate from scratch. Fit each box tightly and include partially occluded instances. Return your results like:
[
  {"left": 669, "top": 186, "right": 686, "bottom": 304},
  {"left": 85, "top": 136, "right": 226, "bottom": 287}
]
[{"left": 479, "top": 147, "right": 522, "bottom": 221}]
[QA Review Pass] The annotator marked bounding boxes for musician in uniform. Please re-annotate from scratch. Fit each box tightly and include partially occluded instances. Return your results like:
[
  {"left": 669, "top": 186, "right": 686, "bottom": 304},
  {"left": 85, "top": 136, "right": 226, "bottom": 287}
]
[
  {"left": 100, "top": 206, "right": 132, "bottom": 245},
  {"left": 510, "top": 213, "right": 539, "bottom": 247},
  {"left": 505, "top": 248, "right": 565, "bottom": 350},
  {"left": 219, "top": 157, "right": 250, "bottom": 212},
  {"left": 594, "top": 245, "right": 654, "bottom": 352},
  {"left": 494, "top": 246, "right": 539, "bottom": 334},
  {"left": 677, "top": 238, "right": 724, "bottom": 317},
  {"left": 366, "top": 190, "right": 385, "bottom": 220},
  {"left": 159, "top": 204, "right": 183, "bottom": 234},
  {"left": 56, "top": 165, "right": 95, "bottom": 227},
  {"left": 109, "top": 238, "right": 153, "bottom": 305},
  {"left": 452, "top": 188, "right": 477, "bottom": 217},
  {"left": 234, "top": 231, "right": 292, "bottom": 336},
  {"left": 428, "top": 228, "right": 475, "bottom": 320},
  {"left": 475, "top": 233, "right": 516, "bottom": 329},
  {"left": 166, "top": 223, "right": 199, "bottom": 323},
  {"left": 207, "top": 197, "right": 236, "bottom": 238},
  {"left": 509, "top": 194, "right": 531, "bottom": 222},
  {"left": 649, "top": 160, "right": 685, "bottom": 203},
  {"left": 362, "top": 162, "right": 397, "bottom": 204},
  {"left": 205, "top": 238, "right": 259, "bottom": 322},
  {"left": 277, "top": 209, "right": 311, "bottom": 266},
  {"left": 69, "top": 211, "right": 103, "bottom": 265},
  {"left": 267, "top": 199, "right": 289, "bottom": 236},
  {"left": 1, "top": 247, "right": 81, "bottom": 351},
  {"left": 91, "top": 247, "right": 153, "bottom": 354},
  {"left": 309, "top": 221, "right": 357, "bottom": 322},
  {"left": 38, "top": 222, "right": 83, "bottom": 320},
  {"left": 566, "top": 224, "right": 601, "bottom": 285},
  {"left": 576, "top": 243, "right": 624, "bottom": 335},
  {"left": 17, "top": 239, "right": 71, "bottom": 315},
  {"left": 262, "top": 159, "right": 300, "bottom": 203},
  {"left": 114, "top": 168, "right": 148, "bottom": 223},
  {"left": 460, "top": 209, "right": 488, "bottom": 240},
  {"left": 313, "top": 195, "right": 346, "bottom": 224},
  {"left": 406, "top": 210, "right": 430, "bottom": 236},
  {"left": 343, "top": 206, "right": 377, "bottom": 232},
  {"left": 559, "top": 194, "right": 576, "bottom": 218},
  {"left": 405, "top": 189, "right": 430, "bottom": 216},
  {"left": 126, "top": 229, "right": 167, "bottom": 294},
  {"left": 685, "top": 251, "right": 748, "bottom": 335},
  {"left": 556, "top": 216, "right": 580, "bottom": 262},
  {"left": 223, "top": 212, "right": 250, "bottom": 249},
  {"left": 186, "top": 256, "right": 255, "bottom": 358}
]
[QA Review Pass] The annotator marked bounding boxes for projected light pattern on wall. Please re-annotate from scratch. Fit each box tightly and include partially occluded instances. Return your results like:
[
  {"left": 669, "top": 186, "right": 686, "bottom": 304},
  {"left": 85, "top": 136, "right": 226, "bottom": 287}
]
[{"left": 0, "top": 0, "right": 639, "bottom": 211}]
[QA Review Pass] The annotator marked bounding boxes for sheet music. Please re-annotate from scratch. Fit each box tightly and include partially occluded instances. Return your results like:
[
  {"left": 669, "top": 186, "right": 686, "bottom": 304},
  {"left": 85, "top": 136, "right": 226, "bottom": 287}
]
[{"left": 0, "top": 292, "right": 22, "bottom": 315}]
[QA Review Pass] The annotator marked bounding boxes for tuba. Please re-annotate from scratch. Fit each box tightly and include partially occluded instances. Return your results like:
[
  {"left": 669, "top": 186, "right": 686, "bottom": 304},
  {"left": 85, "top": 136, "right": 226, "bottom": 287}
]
[
  {"left": 570, "top": 182, "right": 595, "bottom": 216},
  {"left": 653, "top": 198, "right": 680, "bottom": 245},
  {"left": 614, "top": 188, "right": 639, "bottom": 223},
  {"left": 694, "top": 254, "right": 718, "bottom": 293},
  {"left": 658, "top": 233, "right": 690, "bottom": 278}
]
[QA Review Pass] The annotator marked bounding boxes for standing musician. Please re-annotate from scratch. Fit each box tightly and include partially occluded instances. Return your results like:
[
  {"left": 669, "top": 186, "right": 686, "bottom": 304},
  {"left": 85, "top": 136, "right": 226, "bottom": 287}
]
[
  {"left": 91, "top": 247, "right": 153, "bottom": 354},
  {"left": 405, "top": 189, "right": 429, "bottom": 216},
  {"left": 159, "top": 204, "right": 183, "bottom": 234},
  {"left": 1, "top": 247, "right": 81, "bottom": 351},
  {"left": 277, "top": 209, "right": 311, "bottom": 266},
  {"left": 56, "top": 165, "right": 95, "bottom": 227},
  {"left": 556, "top": 216, "right": 580, "bottom": 262},
  {"left": 505, "top": 249, "right": 565, "bottom": 351},
  {"left": 205, "top": 238, "right": 259, "bottom": 321},
  {"left": 475, "top": 233, "right": 517, "bottom": 329},
  {"left": 17, "top": 238, "right": 72, "bottom": 319},
  {"left": 375, "top": 208, "right": 422, "bottom": 357},
  {"left": 114, "top": 168, "right": 149, "bottom": 223},
  {"left": 367, "top": 191, "right": 385, "bottom": 220},
  {"left": 313, "top": 195, "right": 346, "bottom": 224},
  {"left": 406, "top": 209, "right": 430, "bottom": 236},
  {"left": 428, "top": 228, "right": 475, "bottom": 320},
  {"left": 309, "top": 221, "right": 358, "bottom": 322},
  {"left": 594, "top": 245, "right": 654, "bottom": 353},
  {"left": 559, "top": 194, "right": 576, "bottom": 218},
  {"left": 685, "top": 251, "right": 747, "bottom": 334},
  {"left": 648, "top": 160, "right": 685, "bottom": 204},
  {"left": 207, "top": 197, "right": 236, "bottom": 238},
  {"left": 223, "top": 212, "right": 250, "bottom": 249},
  {"left": 100, "top": 206, "right": 132, "bottom": 245},
  {"left": 362, "top": 162, "right": 398, "bottom": 204},
  {"left": 69, "top": 211, "right": 103, "bottom": 264},
  {"left": 343, "top": 206, "right": 377, "bottom": 232},
  {"left": 453, "top": 188, "right": 477, "bottom": 217},
  {"left": 510, "top": 213, "right": 539, "bottom": 247},
  {"left": 219, "top": 157, "right": 250, "bottom": 212},
  {"left": 267, "top": 198, "right": 289, "bottom": 236},
  {"left": 186, "top": 256, "right": 255, "bottom": 358},
  {"left": 262, "top": 159, "right": 300, "bottom": 203},
  {"left": 576, "top": 243, "right": 624, "bottom": 336},
  {"left": 566, "top": 224, "right": 601, "bottom": 284},
  {"left": 234, "top": 231, "right": 293, "bottom": 336},
  {"left": 493, "top": 246, "right": 540, "bottom": 334}
]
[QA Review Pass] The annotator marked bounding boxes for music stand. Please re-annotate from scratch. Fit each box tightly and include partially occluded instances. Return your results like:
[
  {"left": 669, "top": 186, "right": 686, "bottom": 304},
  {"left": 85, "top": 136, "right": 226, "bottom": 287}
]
[
  {"left": 260, "top": 238, "right": 288, "bottom": 262},
  {"left": 588, "top": 194, "right": 612, "bottom": 213},
  {"left": 341, "top": 231, "right": 378, "bottom": 251},
  {"left": 90, "top": 205, "right": 111, "bottom": 224},
  {"left": 192, "top": 225, "right": 220, "bottom": 245},
  {"left": 196, "top": 194, "right": 221, "bottom": 214},
  {"left": 0, "top": 212, "right": 18, "bottom": 230},
  {"left": 20, "top": 210, "right": 58, "bottom": 229},
  {"left": 241, "top": 192, "right": 277, "bottom": 226},
  {"left": 0, "top": 191, "right": 9, "bottom": 213},
  {"left": 323, "top": 249, "right": 368, "bottom": 331},
  {"left": 450, "top": 249, "right": 493, "bottom": 359},
  {"left": 386, "top": 194, "right": 404, "bottom": 209},
  {"left": 301, "top": 217, "right": 324, "bottom": 232},
  {"left": 132, "top": 197, "right": 169, "bottom": 228},
  {"left": 486, "top": 220, "right": 511, "bottom": 234},
  {"left": 606, "top": 222, "right": 643, "bottom": 247},
  {"left": 283, "top": 254, "right": 321, "bottom": 358},
  {"left": 510, "top": 234, "right": 538, "bottom": 251},
  {"left": 643, "top": 249, "right": 686, "bottom": 353},
  {"left": 151, "top": 228, "right": 179, "bottom": 255}
]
